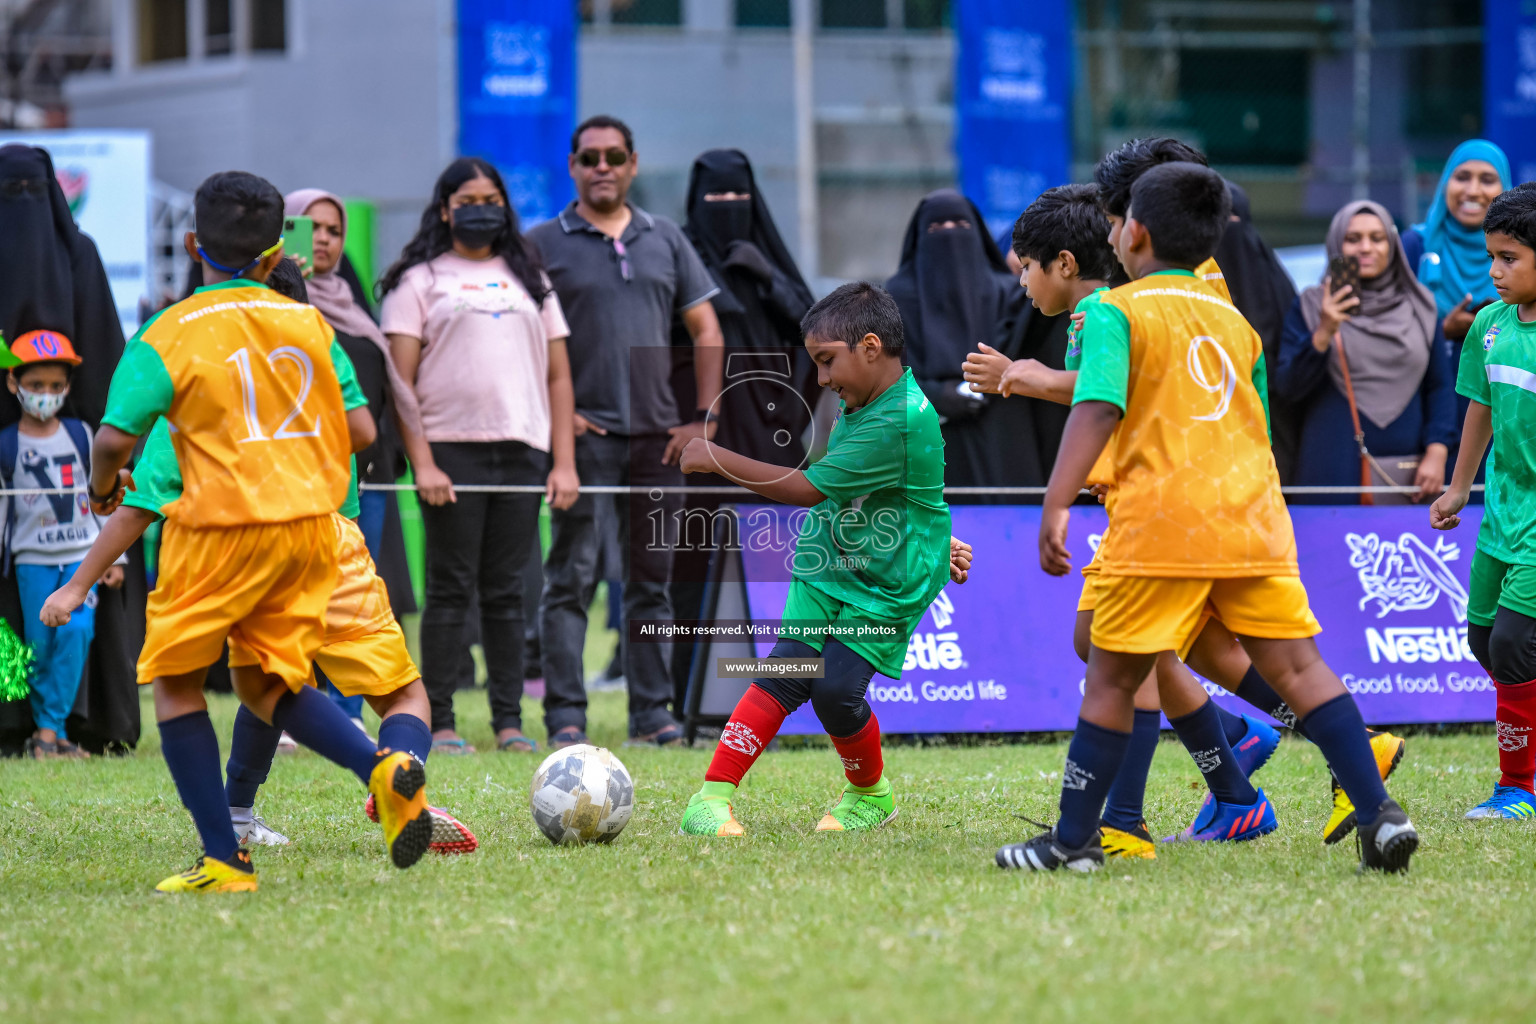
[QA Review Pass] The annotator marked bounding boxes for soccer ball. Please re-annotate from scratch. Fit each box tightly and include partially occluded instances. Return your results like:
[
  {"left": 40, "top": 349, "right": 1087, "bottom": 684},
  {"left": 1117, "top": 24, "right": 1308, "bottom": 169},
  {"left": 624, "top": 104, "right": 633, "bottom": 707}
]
[{"left": 529, "top": 744, "right": 635, "bottom": 845}]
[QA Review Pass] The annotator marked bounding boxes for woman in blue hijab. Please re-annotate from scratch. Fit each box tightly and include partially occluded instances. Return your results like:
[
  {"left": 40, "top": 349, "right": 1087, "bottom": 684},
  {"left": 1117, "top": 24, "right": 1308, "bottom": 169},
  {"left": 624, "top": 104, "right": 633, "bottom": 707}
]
[{"left": 1402, "top": 140, "right": 1511, "bottom": 343}]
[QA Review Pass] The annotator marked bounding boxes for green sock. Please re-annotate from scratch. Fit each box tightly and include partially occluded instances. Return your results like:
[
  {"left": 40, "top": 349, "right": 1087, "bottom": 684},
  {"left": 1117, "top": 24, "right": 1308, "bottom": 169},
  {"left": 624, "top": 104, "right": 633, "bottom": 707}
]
[
  {"left": 849, "top": 776, "right": 889, "bottom": 796},
  {"left": 699, "top": 780, "right": 737, "bottom": 800}
]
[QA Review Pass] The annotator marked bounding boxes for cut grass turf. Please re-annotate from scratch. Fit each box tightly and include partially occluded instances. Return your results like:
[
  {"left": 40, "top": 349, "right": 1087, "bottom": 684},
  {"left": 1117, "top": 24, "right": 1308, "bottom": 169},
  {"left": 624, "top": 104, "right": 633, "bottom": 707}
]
[{"left": 2, "top": 691, "right": 1533, "bottom": 1023}]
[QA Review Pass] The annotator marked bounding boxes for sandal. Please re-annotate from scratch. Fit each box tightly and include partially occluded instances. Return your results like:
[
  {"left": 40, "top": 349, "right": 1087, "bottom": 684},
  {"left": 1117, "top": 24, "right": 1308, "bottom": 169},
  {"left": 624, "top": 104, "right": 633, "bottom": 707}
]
[
  {"left": 430, "top": 737, "right": 476, "bottom": 755},
  {"left": 53, "top": 738, "right": 90, "bottom": 759},
  {"left": 549, "top": 726, "right": 587, "bottom": 750},
  {"left": 24, "top": 737, "right": 58, "bottom": 760},
  {"left": 497, "top": 733, "right": 538, "bottom": 753},
  {"left": 625, "top": 724, "right": 686, "bottom": 748}
]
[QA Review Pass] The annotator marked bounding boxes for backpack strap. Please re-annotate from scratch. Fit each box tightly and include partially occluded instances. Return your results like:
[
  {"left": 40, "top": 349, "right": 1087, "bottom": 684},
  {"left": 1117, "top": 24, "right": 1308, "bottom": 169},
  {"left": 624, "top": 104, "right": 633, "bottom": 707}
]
[
  {"left": 61, "top": 418, "right": 91, "bottom": 484},
  {"left": 0, "top": 423, "right": 18, "bottom": 577}
]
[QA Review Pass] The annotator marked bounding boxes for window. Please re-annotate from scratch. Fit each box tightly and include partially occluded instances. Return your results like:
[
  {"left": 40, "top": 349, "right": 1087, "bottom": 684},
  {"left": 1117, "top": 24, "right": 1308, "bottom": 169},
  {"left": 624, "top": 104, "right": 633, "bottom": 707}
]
[
  {"left": 736, "top": 0, "right": 789, "bottom": 27},
  {"left": 1178, "top": 50, "right": 1310, "bottom": 166},
  {"left": 903, "top": 0, "right": 948, "bottom": 30},
  {"left": 581, "top": 0, "right": 681, "bottom": 24},
  {"left": 821, "top": 0, "right": 885, "bottom": 28},
  {"left": 205, "top": 0, "right": 232, "bottom": 56},
  {"left": 251, "top": 0, "right": 285, "bottom": 52},
  {"left": 138, "top": 0, "right": 188, "bottom": 63}
]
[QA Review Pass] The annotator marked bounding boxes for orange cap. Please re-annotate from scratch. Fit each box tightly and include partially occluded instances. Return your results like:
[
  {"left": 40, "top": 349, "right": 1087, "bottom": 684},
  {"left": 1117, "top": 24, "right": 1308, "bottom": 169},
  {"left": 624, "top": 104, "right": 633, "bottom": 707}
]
[{"left": 10, "top": 330, "right": 81, "bottom": 367}]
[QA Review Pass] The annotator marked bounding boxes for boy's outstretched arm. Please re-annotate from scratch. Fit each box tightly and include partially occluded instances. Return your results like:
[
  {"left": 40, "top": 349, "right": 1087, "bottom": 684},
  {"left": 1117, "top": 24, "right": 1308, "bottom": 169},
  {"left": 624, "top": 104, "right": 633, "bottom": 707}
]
[
  {"left": 40, "top": 505, "right": 158, "bottom": 626},
  {"left": 678, "top": 438, "right": 826, "bottom": 507},
  {"left": 89, "top": 425, "right": 139, "bottom": 514},
  {"left": 1038, "top": 401, "right": 1119, "bottom": 576},
  {"left": 1430, "top": 401, "right": 1492, "bottom": 531}
]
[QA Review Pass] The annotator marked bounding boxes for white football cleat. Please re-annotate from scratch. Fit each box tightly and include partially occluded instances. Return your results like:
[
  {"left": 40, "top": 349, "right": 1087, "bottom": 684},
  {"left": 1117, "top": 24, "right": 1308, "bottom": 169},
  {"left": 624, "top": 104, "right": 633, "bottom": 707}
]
[{"left": 234, "top": 810, "right": 292, "bottom": 847}]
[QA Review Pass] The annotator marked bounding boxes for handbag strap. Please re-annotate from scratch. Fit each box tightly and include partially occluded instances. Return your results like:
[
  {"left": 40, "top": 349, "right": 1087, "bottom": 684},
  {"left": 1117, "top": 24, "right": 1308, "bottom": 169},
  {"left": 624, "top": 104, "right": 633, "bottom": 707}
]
[{"left": 1333, "top": 330, "right": 1400, "bottom": 501}]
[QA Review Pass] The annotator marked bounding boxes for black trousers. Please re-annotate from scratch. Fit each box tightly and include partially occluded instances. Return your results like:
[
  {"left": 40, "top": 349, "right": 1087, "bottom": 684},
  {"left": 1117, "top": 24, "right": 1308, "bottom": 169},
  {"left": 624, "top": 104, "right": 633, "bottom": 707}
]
[
  {"left": 419, "top": 440, "right": 547, "bottom": 733},
  {"left": 540, "top": 431, "right": 680, "bottom": 736}
]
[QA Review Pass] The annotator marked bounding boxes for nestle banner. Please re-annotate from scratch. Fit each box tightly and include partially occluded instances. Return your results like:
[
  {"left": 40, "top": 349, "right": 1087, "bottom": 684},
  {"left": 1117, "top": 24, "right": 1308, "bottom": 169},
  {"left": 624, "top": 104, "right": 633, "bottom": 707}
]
[{"left": 737, "top": 505, "right": 1491, "bottom": 734}]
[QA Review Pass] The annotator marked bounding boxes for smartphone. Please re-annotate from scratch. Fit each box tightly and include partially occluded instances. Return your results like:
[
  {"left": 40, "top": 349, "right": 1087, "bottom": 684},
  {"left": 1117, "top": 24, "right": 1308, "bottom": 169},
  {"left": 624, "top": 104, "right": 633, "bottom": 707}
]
[
  {"left": 1327, "top": 253, "right": 1360, "bottom": 299},
  {"left": 282, "top": 215, "right": 314, "bottom": 269}
]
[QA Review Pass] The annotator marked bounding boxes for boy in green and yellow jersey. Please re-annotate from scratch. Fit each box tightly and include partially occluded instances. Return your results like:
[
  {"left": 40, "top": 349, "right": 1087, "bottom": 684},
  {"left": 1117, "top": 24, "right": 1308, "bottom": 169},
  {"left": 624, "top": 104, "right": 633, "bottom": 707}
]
[{"left": 83, "top": 172, "right": 432, "bottom": 892}]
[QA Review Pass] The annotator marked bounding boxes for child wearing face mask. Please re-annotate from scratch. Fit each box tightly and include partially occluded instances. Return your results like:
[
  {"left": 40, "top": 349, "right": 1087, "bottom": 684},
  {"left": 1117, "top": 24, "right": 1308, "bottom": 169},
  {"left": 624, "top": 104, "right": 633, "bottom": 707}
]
[{"left": 1, "top": 330, "right": 123, "bottom": 759}]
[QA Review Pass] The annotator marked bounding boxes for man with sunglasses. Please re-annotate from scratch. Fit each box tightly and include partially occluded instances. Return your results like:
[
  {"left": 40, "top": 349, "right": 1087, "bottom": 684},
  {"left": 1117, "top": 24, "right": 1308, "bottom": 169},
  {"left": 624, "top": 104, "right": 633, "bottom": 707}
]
[{"left": 528, "top": 115, "right": 725, "bottom": 749}]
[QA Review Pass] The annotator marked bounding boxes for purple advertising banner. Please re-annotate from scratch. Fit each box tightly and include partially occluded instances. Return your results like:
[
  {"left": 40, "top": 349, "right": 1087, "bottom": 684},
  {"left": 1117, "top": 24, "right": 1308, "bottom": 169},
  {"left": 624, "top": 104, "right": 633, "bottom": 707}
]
[{"left": 738, "top": 504, "right": 1491, "bottom": 734}]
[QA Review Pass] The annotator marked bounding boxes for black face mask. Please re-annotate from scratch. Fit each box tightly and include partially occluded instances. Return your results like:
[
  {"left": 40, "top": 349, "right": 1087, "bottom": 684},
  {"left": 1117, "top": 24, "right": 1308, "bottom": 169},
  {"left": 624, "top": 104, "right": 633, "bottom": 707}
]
[
  {"left": 700, "top": 199, "right": 752, "bottom": 247},
  {"left": 450, "top": 204, "right": 507, "bottom": 248}
]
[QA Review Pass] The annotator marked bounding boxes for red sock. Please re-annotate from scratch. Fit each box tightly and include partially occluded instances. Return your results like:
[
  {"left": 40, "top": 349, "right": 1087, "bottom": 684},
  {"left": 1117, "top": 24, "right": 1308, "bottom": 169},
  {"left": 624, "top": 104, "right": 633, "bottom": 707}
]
[
  {"left": 704, "top": 685, "right": 788, "bottom": 786},
  {"left": 831, "top": 714, "right": 884, "bottom": 788},
  {"left": 1497, "top": 680, "right": 1536, "bottom": 793}
]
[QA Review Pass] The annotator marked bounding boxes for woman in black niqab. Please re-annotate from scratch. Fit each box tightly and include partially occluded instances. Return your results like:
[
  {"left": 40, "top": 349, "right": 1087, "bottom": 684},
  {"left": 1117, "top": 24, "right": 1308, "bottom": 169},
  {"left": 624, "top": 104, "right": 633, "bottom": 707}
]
[
  {"left": 0, "top": 143, "right": 141, "bottom": 754},
  {"left": 885, "top": 189, "right": 1033, "bottom": 501},
  {"left": 669, "top": 149, "right": 818, "bottom": 714}
]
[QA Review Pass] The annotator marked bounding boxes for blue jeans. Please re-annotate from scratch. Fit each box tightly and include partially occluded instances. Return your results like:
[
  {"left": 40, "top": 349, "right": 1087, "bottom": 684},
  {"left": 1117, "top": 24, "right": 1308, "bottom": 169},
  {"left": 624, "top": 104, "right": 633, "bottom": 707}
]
[
  {"left": 16, "top": 561, "right": 97, "bottom": 737},
  {"left": 323, "top": 498, "right": 389, "bottom": 721}
]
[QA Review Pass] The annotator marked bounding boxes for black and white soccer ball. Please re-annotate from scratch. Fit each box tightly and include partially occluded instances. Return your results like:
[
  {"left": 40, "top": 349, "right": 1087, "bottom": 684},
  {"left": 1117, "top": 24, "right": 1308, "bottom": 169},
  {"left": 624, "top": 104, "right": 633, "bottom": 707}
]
[{"left": 529, "top": 744, "right": 635, "bottom": 845}]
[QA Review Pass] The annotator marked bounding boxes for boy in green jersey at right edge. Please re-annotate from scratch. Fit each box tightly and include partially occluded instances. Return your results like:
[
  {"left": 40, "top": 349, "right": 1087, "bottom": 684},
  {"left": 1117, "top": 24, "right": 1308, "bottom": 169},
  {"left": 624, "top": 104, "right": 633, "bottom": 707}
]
[
  {"left": 1431, "top": 183, "right": 1536, "bottom": 820},
  {"left": 674, "top": 282, "right": 971, "bottom": 836}
]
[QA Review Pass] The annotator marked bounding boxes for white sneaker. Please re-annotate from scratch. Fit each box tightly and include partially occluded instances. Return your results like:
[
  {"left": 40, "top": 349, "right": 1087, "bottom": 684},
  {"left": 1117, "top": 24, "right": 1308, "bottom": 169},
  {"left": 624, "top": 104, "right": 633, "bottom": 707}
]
[
  {"left": 277, "top": 732, "right": 298, "bottom": 753},
  {"left": 234, "top": 810, "right": 291, "bottom": 846}
]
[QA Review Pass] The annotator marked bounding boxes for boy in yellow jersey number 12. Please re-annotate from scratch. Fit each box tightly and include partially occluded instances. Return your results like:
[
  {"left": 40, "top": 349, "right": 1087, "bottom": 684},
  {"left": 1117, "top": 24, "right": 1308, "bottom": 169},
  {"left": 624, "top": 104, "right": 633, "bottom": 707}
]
[
  {"left": 82, "top": 172, "right": 433, "bottom": 893},
  {"left": 45, "top": 258, "right": 477, "bottom": 860},
  {"left": 996, "top": 162, "right": 1419, "bottom": 875}
]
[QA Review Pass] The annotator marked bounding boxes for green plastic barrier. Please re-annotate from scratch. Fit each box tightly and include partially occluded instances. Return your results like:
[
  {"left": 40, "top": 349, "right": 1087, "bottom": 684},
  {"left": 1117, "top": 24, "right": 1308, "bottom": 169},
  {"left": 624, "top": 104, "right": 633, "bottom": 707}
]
[{"left": 342, "top": 198, "right": 376, "bottom": 298}]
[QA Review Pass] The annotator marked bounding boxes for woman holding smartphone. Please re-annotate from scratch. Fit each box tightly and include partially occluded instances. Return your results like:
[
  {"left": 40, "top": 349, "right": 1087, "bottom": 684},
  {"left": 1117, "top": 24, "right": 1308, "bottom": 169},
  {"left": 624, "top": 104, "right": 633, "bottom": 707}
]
[
  {"left": 377, "top": 158, "right": 579, "bottom": 755},
  {"left": 1274, "top": 200, "right": 1456, "bottom": 504}
]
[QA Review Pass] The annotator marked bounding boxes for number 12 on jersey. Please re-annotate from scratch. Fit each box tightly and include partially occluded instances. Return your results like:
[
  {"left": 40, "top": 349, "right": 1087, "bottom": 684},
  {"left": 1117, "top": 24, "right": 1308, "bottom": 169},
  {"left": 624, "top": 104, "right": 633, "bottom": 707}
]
[{"left": 227, "top": 345, "right": 321, "bottom": 443}]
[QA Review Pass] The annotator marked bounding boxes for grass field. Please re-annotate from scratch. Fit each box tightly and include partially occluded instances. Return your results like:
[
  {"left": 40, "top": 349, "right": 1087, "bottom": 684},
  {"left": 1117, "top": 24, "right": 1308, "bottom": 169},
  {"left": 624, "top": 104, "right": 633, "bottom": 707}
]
[{"left": 2, "top": 690, "right": 1534, "bottom": 1023}]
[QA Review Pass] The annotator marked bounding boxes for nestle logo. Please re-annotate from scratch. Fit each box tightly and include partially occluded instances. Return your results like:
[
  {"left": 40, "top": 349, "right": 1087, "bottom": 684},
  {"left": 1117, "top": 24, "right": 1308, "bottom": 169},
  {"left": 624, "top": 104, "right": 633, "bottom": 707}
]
[{"left": 1364, "top": 626, "right": 1473, "bottom": 665}]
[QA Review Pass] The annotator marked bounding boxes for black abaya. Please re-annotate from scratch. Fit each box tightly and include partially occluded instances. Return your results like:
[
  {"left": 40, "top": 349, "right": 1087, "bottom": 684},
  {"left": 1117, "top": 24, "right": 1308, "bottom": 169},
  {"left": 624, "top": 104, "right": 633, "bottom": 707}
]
[
  {"left": 0, "top": 143, "right": 139, "bottom": 753},
  {"left": 885, "top": 190, "right": 1032, "bottom": 503}
]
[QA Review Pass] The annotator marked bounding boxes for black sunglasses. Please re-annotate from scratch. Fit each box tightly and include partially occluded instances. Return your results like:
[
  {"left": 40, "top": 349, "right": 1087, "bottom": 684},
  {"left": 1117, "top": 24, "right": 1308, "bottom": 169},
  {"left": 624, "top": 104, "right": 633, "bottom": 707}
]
[{"left": 576, "top": 147, "right": 630, "bottom": 169}]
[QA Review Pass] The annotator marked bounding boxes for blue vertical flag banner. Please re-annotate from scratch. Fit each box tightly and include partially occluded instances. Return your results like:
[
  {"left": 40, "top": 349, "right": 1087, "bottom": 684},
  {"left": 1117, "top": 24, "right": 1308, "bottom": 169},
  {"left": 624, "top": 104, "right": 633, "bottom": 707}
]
[
  {"left": 1485, "top": 2, "right": 1536, "bottom": 185},
  {"left": 955, "top": 0, "right": 1073, "bottom": 240},
  {"left": 458, "top": 1, "right": 577, "bottom": 228}
]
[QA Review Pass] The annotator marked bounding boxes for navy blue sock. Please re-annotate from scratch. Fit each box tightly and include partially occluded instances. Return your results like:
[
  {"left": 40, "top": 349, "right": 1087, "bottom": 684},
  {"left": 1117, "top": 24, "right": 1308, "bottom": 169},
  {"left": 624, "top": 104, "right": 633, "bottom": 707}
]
[
  {"left": 158, "top": 710, "right": 240, "bottom": 864},
  {"left": 1057, "top": 718, "right": 1132, "bottom": 848},
  {"left": 1168, "top": 700, "right": 1258, "bottom": 805},
  {"left": 1215, "top": 703, "right": 1248, "bottom": 746},
  {"left": 226, "top": 704, "right": 282, "bottom": 808},
  {"left": 271, "top": 686, "right": 379, "bottom": 785},
  {"left": 1101, "top": 708, "right": 1161, "bottom": 831},
  {"left": 378, "top": 713, "right": 432, "bottom": 765},
  {"left": 1301, "top": 694, "right": 1388, "bottom": 826},
  {"left": 1233, "top": 666, "right": 1308, "bottom": 740}
]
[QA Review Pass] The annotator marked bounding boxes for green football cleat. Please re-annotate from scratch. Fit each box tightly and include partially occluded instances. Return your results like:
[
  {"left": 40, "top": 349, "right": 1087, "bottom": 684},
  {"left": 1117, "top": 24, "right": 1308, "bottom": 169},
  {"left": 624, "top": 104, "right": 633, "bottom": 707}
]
[
  {"left": 679, "top": 781, "right": 745, "bottom": 837},
  {"left": 816, "top": 777, "right": 897, "bottom": 832}
]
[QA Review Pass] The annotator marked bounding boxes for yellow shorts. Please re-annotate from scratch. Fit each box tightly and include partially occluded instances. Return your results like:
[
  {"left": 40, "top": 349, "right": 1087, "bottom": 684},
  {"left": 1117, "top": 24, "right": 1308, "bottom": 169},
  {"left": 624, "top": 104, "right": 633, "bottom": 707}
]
[
  {"left": 140, "top": 516, "right": 338, "bottom": 689},
  {"left": 1090, "top": 575, "right": 1320, "bottom": 655},
  {"left": 229, "top": 514, "right": 417, "bottom": 697}
]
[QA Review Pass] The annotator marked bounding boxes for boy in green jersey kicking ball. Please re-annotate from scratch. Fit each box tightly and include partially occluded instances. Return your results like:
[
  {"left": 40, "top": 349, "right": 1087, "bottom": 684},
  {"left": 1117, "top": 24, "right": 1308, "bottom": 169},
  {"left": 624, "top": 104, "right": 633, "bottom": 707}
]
[
  {"left": 675, "top": 282, "right": 969, "bottom": 835},
  {"left": 1431, "top": 183, "right": 1536, "bottom": 819}
]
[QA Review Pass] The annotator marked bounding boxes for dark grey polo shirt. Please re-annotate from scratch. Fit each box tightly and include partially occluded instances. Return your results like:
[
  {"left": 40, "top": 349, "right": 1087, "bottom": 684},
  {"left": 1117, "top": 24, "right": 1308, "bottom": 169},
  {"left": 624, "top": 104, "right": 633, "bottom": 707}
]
[{"left": 527, "top": 202, "right": 718, "bottom": 436}]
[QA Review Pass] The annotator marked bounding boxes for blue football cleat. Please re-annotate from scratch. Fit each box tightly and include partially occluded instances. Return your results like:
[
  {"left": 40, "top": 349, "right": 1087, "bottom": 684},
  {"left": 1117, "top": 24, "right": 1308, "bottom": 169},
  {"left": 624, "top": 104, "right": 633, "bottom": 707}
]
[
  {"left": 1167, "top": 789, "right": 1278, "bottom": 843},
  {"left": 1464, "top": 784, "right": 1536, "bottom": 820},
  {"left": 1175, "top": 714, "right": 1282, "bottom": 838}
]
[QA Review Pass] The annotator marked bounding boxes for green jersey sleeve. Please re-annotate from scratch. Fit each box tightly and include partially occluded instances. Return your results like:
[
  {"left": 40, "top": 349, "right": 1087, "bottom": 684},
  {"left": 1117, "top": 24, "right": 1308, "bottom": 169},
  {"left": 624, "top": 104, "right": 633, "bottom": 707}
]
[
  {"left": 102, "top": 340, "right": 174, "bottom": 436},
  {"left": 120, "top": 419, "right": 182, "bottom": 520},
  {"left": 1457, "top": 305, "right": 1498, "bottom": 406},
  {"left": 1071, "top": 300, "right": 1131, "bottom": 412},
  {"left": 1251, "top": 351, "right": 1272, "bottom": 439},
  {"left": 803, "top": 408, "right": 906, "bottom": 502},
  {"left": 330, "top": 338, "right": 368, "bottom": 411}
]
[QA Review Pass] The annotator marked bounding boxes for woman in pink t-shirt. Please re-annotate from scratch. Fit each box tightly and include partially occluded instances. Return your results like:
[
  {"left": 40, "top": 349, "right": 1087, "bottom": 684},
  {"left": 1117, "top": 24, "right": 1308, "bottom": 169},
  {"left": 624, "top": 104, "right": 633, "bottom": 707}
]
[{"left": 378, "top": 158, "right": 579, "bottom": 755}]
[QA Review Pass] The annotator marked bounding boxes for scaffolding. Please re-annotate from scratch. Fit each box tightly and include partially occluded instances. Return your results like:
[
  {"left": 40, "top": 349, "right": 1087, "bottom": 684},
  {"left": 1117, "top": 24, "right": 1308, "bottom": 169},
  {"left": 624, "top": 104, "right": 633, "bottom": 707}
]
[{"left": 0, "top": 0, "right": 111, "bottom": 128}]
